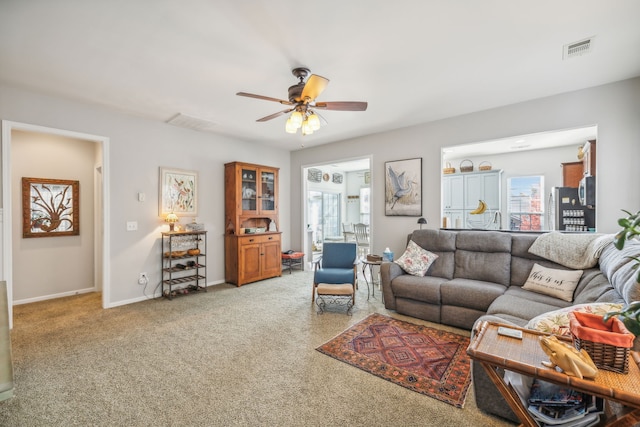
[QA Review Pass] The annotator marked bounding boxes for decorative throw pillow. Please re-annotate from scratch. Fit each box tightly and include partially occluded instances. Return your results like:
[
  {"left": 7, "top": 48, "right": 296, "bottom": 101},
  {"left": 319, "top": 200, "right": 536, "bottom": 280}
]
[
  {"left": 522, "top": 263, "right": 584, "bottom": 302},
  {"left": 394, "top": 240, "right": 439, "bottom": 276},
  {"left": 525, "top": 302, "right": 624, "bottom": 336}
]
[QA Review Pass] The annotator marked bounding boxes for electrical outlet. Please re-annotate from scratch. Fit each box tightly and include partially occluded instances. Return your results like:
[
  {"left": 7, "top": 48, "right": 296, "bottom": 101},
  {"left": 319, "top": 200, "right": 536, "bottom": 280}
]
[
  {"left": 138, "top": 272, "right": 148, "bottom": 285},
  {"left": 127, "top": 221, "right": 138, "bottom": 231}
]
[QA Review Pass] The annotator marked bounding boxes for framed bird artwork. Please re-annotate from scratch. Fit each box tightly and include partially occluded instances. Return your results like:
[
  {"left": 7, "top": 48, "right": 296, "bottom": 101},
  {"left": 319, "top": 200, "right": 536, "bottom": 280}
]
[{"left": 384, "top": 158, "right": 422, "bottom": 216}]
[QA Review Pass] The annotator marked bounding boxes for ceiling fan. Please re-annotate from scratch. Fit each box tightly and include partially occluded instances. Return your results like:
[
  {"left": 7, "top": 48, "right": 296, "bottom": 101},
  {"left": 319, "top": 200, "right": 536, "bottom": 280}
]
[{"left": 236, "top": 67, "right": 368, "bottom": 135}]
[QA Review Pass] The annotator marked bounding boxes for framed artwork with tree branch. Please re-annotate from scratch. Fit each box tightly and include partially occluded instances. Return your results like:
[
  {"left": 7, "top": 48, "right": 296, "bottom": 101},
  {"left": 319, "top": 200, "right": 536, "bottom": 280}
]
[{"left": 22, "top": 177, "right": 79, "bottom": 238}]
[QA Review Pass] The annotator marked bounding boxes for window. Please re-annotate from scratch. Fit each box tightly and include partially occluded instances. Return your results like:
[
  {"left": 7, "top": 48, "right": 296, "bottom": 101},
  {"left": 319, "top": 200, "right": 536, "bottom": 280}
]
[
  {"left": 508, "top": 176, "right": 544, "bottom": 231},
  {"left": 307, "top": 191, "right": 341, "bottom": 243}
]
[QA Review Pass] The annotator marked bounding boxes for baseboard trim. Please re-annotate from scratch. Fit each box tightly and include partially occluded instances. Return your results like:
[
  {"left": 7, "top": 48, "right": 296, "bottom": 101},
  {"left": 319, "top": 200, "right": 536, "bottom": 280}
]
[{"left": 13, "top": 287, "right": 96, "bottom": 306}]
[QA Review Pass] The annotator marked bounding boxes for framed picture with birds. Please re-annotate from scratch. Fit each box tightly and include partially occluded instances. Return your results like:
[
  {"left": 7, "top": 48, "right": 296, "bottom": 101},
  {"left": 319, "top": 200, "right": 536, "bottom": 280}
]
[{"left": 384, "top": 158, "right": 422, "bottom": 216}]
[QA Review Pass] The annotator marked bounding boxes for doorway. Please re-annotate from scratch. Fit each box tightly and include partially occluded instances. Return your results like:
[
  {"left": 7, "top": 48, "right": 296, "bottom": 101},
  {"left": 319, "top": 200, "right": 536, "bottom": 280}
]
[
  {"left": 302, "top": 157, "right": 371, "bottom": 263},
  {"left": 1, "top": 120, "right": 110, "bottom": 327}
]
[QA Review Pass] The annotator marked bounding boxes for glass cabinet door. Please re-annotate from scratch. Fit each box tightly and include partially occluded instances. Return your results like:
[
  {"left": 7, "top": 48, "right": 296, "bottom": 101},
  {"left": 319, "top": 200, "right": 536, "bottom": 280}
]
[
  {"left": 241, "top": 167, "right": 257, "bottom": 211},
  {"left": 260, "top": 170, "right": 275, "bottom": 211}
]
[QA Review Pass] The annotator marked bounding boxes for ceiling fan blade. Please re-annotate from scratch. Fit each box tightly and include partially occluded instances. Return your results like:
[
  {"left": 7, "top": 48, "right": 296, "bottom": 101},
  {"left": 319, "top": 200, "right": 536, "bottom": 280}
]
[
  {"left": 236, "top": 92, "right": 292, "bottom": 105},
  {"left": 300, "top": 74, "right": 329, "bottom": 102},
  {"left": 314, "top": 101, "right": 368, "bottom": 111},
  {"left": 256, "top": 108, "right": 293, "bottom": 122}
]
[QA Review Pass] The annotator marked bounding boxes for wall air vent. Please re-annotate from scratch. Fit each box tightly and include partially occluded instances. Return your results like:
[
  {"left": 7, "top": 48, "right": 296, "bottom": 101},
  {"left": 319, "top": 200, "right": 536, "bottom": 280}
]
[
  {"left": 563, "top": 37, "right": 594, "bottom": 60},
  {"left": 166, "top": 113, "right": 217, "bottom": 132}
]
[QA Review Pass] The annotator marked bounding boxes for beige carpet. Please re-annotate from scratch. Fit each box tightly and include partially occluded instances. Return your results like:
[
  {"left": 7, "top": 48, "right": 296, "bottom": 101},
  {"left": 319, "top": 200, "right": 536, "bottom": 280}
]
[{"left": 0, "top": 270, "right": 513, "bottom": 426}]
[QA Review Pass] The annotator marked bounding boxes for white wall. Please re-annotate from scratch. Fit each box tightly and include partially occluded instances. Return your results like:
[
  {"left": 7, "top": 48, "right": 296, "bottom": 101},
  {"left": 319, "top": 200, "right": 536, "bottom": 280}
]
[
  {"left": 0, "top": 83, "right": 291, "bottom": 307},
  {"left": 291, "top": 77, "right": 640, "bottom": 259},
  {"left": 11, "top": 130, "right": 96, "bottom": 301}
]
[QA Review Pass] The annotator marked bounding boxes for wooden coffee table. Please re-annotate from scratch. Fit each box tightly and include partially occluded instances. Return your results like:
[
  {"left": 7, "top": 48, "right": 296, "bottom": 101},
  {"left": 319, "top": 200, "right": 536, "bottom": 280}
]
[{"left": 468, "top": 321, "right": 640, "bottom": 427}]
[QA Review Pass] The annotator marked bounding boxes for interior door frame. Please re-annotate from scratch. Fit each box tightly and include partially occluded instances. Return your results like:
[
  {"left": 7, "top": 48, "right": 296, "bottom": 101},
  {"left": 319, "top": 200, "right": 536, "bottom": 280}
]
[
  {"left": 301, "top": 155, "right": 373, "bottom": 266},
  {"left": 1, "top": 120, "right": 111, "bottom": 327}
]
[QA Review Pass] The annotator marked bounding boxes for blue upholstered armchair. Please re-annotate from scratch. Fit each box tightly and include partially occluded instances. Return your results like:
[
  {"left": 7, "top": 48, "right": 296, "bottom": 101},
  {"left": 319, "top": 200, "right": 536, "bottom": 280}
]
[{"left": 312, "top": 242, "right": 358, "bottom": 305}]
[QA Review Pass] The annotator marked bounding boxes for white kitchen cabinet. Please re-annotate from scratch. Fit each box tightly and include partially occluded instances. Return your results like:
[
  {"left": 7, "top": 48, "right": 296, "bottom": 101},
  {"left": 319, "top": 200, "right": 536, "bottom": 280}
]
[
  {"left": 442, "top": 175, "right": 464, "bottom": 210},
  {"left": 442, "top": 170, "right": 502, "bottom": 229}
]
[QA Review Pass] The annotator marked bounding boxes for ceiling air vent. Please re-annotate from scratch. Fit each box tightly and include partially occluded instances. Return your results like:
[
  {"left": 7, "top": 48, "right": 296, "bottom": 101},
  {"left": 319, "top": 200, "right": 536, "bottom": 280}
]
[
  {"left": 166, "top": 113, "right": 217, "bottom": 132},
  {"left": 563, "top": 37, "right": 594, "bottom": 60}
]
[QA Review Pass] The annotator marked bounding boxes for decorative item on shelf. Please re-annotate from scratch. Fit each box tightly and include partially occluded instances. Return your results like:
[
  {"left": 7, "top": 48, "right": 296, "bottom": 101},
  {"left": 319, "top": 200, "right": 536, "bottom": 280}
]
[
  {"left": 164, "top": 250, "right": 187, "bottom": 258},
  {"left": 332, "top": 173, "right": 343, "bottom": 184},
  {"left": 185, "top": 222, "right": 204, "bottom": 232},
  {"left": 459, "top": 159, "right": 474, "bottom": 173},
  {"left": 165, "top": 212, "right": 179, "bottom": 231},
  {"left": 255, "top": 227, "right": 266, "bottom": 233},
  {"left": 268, "top": 219, "right": 277, "bottom": 232},
  {"left": 187, "top": 248, "right": 200, "bottom": 256},
  {"left": 307, "top": 168, "right": 322, "bottom": 182},
  {"left": 442, "top": 162, "right": 455, "bottom": 174},
  {"left": 479, "top": 161, "right": 492, "bottom": 171},
  {"left": 322, "top": 173, "right": 330, "bottom": 182},
  {"left": 577, "top": 145, "right": 585, "bottom": 160},
  {"left": 417, "top": 217, "right": 427, "bottom": 229}
]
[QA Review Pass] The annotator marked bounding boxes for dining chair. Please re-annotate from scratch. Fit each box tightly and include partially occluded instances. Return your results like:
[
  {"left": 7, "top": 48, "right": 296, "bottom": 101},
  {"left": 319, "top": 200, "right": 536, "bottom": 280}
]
[
  {"left": 353, "top": 223, "right": 370, "bottom": 258},
  {"left": 342, "top": 223, "right": 356, "bottom": 242}
]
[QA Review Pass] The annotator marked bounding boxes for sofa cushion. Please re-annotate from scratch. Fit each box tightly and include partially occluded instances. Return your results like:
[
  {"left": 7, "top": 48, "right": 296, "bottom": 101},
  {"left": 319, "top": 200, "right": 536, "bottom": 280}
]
[
  {"left": 454, "top": 231, "right": 511, "bottom": 286},
  {"left": 522, "top": 263, "right": 583, "bottom": 302},
  {"left": 409, "top": 229, "right": 456, "bottom": 279},
  {"left": 525, "top": 302, "right": 624, "bottom": 336},
  {"left": 440, "top": 278, "right": 507, "bottom": 312},
  {"left": 487, "top": 291, "right": 570, "bottom": 322},
  {"left": 572, "top": 269, "right": 623, "bottom": 305},
  {"left": 455, "top": 250, "right": 511, "bottom": 286},
  {"left": 390, "top": 274, "right": 445, "bottom": 304},
  {"left": 599, "top": 239, "right": 640, "bottom": 304},
  {"left": 394, "top": 240, "right": 438, "bottom": 276}
]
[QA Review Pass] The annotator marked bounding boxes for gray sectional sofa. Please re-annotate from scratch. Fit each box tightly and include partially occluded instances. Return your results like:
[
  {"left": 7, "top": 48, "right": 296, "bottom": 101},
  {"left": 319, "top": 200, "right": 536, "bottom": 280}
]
[{"left": 380, "top": 229, "right": 639, "bottom": 423}]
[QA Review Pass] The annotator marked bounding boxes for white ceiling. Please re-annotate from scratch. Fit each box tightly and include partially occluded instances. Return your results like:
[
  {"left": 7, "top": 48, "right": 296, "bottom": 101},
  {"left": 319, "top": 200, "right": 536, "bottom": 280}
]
[
  {"left": 442, "top": 125, "right": 597, "bottom": 160},
  {"left": 1, "top": 1, "right": 639, "bottom": 152}
]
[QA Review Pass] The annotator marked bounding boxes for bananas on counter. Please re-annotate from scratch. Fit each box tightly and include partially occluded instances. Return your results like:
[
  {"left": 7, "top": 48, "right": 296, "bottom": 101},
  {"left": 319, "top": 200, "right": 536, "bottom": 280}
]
[{"left": 469, "top": 199, "right": 487, "bottom": 215}]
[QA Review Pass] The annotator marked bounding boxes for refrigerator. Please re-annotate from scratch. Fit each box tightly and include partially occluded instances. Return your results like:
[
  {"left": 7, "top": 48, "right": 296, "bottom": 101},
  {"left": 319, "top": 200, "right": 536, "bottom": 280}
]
[{"left": 549, "top": 187, "right": 595, "bottom": 232}]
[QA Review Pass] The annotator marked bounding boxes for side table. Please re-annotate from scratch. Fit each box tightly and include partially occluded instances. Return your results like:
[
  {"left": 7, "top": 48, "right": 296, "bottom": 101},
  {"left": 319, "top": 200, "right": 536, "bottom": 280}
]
[
  {"left": 361, "top": 259, "right": 381, "bottom": 300},
  {"left": 467, "top": 321, "right": 640, "bottom": 427}
]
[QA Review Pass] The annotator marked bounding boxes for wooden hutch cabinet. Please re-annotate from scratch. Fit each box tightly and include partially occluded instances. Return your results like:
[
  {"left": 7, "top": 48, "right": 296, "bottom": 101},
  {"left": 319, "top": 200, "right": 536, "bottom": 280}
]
[{"left": 224, "top": 161, "right": 282, "bottom": 286}]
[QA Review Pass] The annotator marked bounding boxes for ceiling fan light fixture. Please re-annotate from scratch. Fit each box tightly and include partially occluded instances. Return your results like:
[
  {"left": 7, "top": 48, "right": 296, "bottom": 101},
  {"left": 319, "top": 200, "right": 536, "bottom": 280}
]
[
  {"left": 290, "top": 110, "right": 303, "bottom": 128},
  {"left": 285, "top": 117, "right": 297, "bottom": 133},
  {"left": 308, "top": 112, "right": 320, "bottom": 131},
  {"left": 302, "top": 119, "right": 314, "bottom": 135}
]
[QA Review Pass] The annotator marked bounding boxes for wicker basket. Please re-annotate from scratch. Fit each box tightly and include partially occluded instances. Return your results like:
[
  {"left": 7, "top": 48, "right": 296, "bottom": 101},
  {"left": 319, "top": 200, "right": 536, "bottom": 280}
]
[
  {"left": 479, "top": 161, "right": 492, "bottom": 171},
  {"left": 443, "top": 162, "right": 455, "bottom": 174},
  {"left": 569, "top": 311, "right": 634, "bottom": 374},
  {"left": 459, "top": 159, "right": 474, "bottom": 173}
]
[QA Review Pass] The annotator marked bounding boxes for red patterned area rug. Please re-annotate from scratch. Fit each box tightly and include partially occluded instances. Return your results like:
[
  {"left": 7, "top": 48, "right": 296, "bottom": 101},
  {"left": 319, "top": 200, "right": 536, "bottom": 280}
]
[{"left": 317, "top": 313, "right": 472, "bottom": 408}]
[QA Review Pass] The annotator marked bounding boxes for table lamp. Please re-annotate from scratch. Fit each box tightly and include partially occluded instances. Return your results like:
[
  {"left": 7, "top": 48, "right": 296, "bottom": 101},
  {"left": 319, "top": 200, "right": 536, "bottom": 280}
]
[
  {"left": 417, "top": 217, "right": 427, "bottom": 229},
  {"left": 165, "top": 212, "right": 179, "bottom": 231}
]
